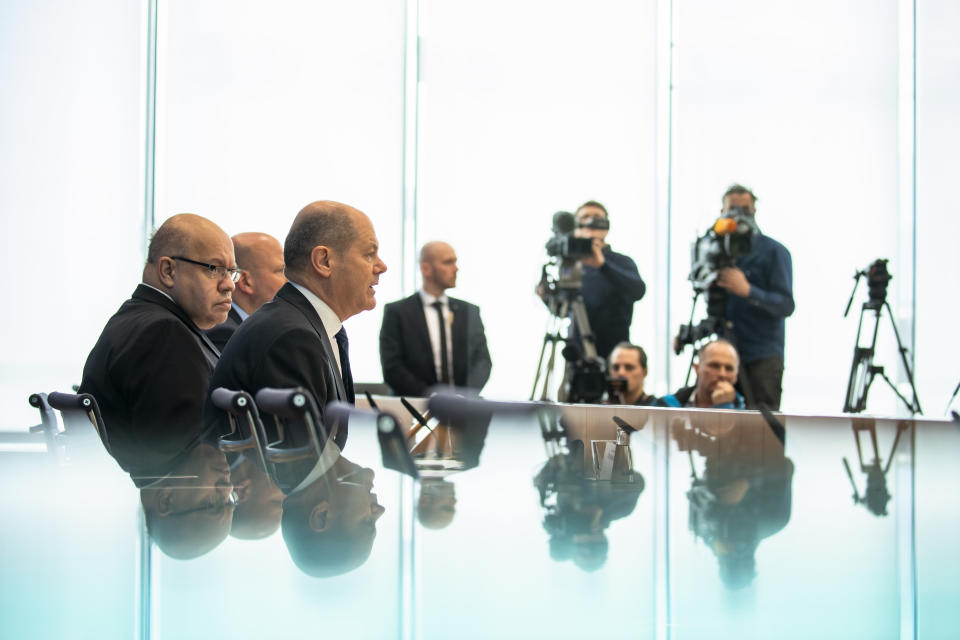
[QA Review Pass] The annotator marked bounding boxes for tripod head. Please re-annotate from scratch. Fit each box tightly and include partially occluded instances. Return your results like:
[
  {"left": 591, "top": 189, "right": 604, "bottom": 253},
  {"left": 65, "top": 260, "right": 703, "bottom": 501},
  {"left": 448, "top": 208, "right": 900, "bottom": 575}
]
[{"left": 844, "top": 258, "right": 892, "bottom": 316}]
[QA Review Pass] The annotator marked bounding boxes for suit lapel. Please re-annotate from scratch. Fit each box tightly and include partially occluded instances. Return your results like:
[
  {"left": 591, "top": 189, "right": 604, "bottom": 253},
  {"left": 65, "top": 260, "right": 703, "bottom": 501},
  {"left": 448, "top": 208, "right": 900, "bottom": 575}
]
[
  {"left": 406, "top": 293, "right": 435, "bottom": 363},
  {"left": 276, "top": 283, "right": 347, "bottom": 402},
  {"left": 449, "top": 297, "right": 468, "bottom": 386},
  {"left": 132, "top": 284, "right": 222, "bottom": 359}
]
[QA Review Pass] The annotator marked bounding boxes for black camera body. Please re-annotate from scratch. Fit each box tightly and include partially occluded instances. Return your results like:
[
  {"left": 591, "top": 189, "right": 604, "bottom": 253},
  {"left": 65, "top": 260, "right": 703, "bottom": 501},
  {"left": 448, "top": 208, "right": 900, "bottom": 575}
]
[
  {"left": 689, "top": 207, "right": 756, "bottom": 293},
  {"left": 865, "top": 258, "right": 892, "bottom": 308},
  {"left": 545, "top": 211, "right": 596, "bottom": 260}
]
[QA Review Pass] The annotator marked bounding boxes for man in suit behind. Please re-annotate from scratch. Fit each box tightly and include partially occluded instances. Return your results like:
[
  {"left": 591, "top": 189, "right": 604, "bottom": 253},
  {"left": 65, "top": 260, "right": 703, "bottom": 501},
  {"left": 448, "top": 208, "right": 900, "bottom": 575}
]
[
  {"left": 79, "top": 213, "right": 238, "bottom": 483},
  {"left": 206, "top": 201, "right": 388, "bottom": 450},
  {"left": 205, "top": 232, "right": 287, "bottom": 352},
  {"left": 379, "top": 241, "right": 492, "bottom": 397}
]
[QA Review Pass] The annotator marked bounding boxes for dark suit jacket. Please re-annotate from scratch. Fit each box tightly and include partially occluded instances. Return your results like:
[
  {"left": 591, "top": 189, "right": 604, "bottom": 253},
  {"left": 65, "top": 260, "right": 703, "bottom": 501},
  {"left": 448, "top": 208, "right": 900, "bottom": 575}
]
[
  {"left": 379, "top": 293, "right": 491, "bottom": 397},
  {"left": 205, "top": 282, "right": 349, "bottom": 450},
  {"left": 78, "top": 284, "right": 223, "bottom": 485},
  {"left": 205, "top": 305, "right": 242, "bottom": 352}
]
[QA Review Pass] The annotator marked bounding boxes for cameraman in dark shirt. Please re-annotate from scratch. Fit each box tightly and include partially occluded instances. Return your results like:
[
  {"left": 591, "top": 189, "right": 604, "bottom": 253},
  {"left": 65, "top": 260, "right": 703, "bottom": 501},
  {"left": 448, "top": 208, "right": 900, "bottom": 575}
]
[
  {"left": 713, "top": 185, "right": 794, "bottom": 410},
  {"left": 573, "top": 201, "right": 647, "bottom": 361}
]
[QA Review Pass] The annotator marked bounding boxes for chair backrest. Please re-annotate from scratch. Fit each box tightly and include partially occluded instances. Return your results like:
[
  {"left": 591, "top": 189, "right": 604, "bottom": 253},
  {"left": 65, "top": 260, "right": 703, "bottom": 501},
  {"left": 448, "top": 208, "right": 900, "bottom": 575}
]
[
  {"left": 209, "top": 387, "right": 269, "bottom": 473},
  {"left": 34, "top": 391, "right": 109, "bottom": 461},
  {"left": 28, "top": 392, "right": 59, "bottom": 454},
  {"left": 254, "top": 387, "right": 329, "bottom": 491}
]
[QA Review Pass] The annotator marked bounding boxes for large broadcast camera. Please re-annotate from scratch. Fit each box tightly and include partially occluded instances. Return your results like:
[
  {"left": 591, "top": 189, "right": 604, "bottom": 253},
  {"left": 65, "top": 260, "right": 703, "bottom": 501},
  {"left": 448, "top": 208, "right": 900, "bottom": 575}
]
[
  {"left": 674, "top": 207, "right": 756, "bottom": 354},
  {"left": 532, "top": 211, "right": 613, "bottom": 404}
]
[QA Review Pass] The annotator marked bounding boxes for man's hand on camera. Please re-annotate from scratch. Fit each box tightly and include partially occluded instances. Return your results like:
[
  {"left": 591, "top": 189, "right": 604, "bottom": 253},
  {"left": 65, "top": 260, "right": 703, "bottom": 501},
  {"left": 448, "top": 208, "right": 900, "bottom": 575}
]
[
  {"left": 580, "top": 238, "right": 606, "bottom": 269},
  {"left": 716, "top": 267, "right": 750, "bottom": 297},
  {"left": 711, "top": 381, "right": 737, "bottom": 406}
]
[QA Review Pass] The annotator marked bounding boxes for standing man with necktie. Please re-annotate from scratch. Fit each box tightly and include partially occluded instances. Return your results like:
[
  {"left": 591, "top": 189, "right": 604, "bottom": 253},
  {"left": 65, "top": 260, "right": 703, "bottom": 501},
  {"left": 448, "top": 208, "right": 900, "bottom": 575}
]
[
  {"left": 379, "top": 241, "right": 492, "bottom": 397},
  {"left": 206, "top": 201, "right": 387, "bottom": 448}
]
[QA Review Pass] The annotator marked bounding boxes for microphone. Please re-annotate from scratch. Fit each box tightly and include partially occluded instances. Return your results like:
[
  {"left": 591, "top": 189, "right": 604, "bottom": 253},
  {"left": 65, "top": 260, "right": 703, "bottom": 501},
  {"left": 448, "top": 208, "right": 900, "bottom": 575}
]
[{"left": 713, "top": 217, "right": 738, "bottom": 235}]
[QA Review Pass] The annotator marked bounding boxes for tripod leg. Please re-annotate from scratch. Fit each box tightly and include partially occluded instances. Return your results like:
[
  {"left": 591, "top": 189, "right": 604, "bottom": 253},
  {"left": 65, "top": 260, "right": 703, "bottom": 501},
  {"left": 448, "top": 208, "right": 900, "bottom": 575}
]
[
  {"left": 530, "top": 331, "right": 552, "bottom": 401},
  {"left": 883, "top": 302, "right": 923, "bottom": 414}
]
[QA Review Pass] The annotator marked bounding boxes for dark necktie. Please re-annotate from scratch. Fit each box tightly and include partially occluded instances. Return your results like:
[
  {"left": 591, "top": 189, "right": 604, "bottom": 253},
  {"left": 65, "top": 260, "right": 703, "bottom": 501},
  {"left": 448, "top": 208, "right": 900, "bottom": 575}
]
[
  {"left": 431, "top": 301, "right": 451, "bottom": 385},
  {"left": 334, "top": 327, "right": 355, "bottom": 404}
]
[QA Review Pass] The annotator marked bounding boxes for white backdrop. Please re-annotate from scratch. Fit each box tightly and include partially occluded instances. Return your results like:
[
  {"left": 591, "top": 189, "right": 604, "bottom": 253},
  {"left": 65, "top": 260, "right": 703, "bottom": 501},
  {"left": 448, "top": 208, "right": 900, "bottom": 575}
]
[{"left": 2, "top": 0, "right": 957, "bottom": 429}]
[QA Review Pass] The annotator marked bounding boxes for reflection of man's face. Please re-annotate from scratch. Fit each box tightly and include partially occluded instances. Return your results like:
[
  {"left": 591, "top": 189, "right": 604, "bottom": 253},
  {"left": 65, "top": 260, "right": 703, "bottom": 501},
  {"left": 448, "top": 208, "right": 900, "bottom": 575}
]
[
  {"left": 141, "top": 443, "right": 236, "bottom": 559},
  {"left": 329, "top": 211, "right": 388, "bottom": 320},
  {"left": 329, "top": 460, "right": 385, "bottom": 536},
  {"left": 574, "top": 205, "right": 609, "bottom": 242},
  {"left": 609, "top": 347, "right": 647, "bottom": 397},
  {"left": 694, "top": 343, "right": 739, "bottom": 399},
  {"left": 230, "top": 455, "right": 284, "bottom": 539},
  {"left": 722, "top": 193, "right": 756, "bottom": 215},
  {"left": 162, "top": 444, "right": 235, "bottom": 522}
]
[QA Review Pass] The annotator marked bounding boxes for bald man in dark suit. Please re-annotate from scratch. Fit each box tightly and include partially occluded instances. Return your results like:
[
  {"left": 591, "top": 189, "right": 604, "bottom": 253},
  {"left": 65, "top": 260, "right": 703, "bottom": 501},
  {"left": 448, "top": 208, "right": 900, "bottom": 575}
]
[
  {"left": 379, "top": 241, "right": 491, "bottom": 397},
  {"left": 79, "top": 213, "right": 238, "bottom": 484},
  {"left": 206, "top": 201, "right": 388, "bottom": 450}
]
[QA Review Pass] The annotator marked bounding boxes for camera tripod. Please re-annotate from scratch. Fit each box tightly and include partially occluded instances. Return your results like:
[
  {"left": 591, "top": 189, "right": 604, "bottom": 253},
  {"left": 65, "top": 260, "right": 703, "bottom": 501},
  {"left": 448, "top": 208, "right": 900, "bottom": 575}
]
[
  {"left": 676, "top": 285, "right": 757, "bottom": 409},
  {"left": 842, "top": 275, "right": 922, "bottom": 415},
  {"left": 530, "top": 289, "right": 601, "bottom": 403},
  {"left": 841, "top": 419, "right": 908, "bottom": 517}
]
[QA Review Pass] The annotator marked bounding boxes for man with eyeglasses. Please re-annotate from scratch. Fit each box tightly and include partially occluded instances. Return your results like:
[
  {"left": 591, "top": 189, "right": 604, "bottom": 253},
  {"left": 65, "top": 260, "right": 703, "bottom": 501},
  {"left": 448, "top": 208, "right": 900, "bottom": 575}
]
[
  {"left": 205, "top": 232, "right": 287, "bottom": 352},
  {"left": 572, "top": 200, "right": 646, "bottom": 362},
  {"left": 79, "top": 213, "right": 238, "bottom": 484}
]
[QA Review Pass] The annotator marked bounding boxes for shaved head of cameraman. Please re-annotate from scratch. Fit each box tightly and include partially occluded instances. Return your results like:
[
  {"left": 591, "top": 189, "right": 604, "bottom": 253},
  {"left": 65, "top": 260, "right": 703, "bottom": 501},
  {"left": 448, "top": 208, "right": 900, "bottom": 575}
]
[
  {"left": 712, "top": 184, "right": 794, "bottom": 410},
  {"left": 572, "top": 201, "right": 647, "bottom": 362}
]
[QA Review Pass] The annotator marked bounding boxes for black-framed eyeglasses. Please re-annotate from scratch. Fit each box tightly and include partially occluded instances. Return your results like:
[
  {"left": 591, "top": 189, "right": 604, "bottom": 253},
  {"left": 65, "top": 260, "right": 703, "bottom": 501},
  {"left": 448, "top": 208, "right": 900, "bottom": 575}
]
[{"left": 172, "top": 256, "right": 242, "bottom": 283}]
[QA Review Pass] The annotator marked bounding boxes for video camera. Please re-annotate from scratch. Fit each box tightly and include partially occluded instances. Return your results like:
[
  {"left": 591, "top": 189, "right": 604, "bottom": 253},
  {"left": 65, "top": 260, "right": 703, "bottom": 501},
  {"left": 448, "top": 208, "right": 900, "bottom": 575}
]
[
  {"left": 674, "top": 207, "right": 756, "bottom": 354},
  {"left": 545, "top": 211, "right": 606, "bottom": 260},
  {"left": 688, "top": 207, "right": 756, "bottom": 293}
]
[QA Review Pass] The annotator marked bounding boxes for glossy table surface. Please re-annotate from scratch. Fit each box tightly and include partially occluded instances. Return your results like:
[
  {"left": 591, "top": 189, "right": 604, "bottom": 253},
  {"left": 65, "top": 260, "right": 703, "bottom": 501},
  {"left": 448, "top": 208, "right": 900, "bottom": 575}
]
[{"left": 1, "top": 397, "right": 957, "bottom": 640}]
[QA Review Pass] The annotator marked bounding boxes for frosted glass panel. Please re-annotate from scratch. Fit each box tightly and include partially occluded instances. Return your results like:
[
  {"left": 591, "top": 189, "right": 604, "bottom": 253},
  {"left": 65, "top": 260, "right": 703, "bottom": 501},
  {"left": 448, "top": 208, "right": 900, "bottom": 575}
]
[
  {"left": 670, "top": 0, "right": 902, "bottom": 414},
  {"left": 0, "top": 0, "right": 145, "bottom": 430},
  {"left": 155, "top": 0, "right": 404, "bottom": 383},
  {"left": 416, "top": 0, "right": 661, "bottom": 399}
]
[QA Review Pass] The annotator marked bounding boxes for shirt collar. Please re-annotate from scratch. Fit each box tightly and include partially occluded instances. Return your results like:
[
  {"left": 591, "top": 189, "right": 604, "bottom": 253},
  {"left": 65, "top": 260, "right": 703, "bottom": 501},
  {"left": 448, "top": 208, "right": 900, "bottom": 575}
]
[
  {"left": 232, "top": 302, "right": 249, "bottom": 321},
  {"left": 140, "top": 282, "right": 176, "bottom": 304},
  {"left": 419, "top": 289, "right": 449, "bottom": 307},
  {"left": 290, "top": 282, "right": 342, "bottom": 338}
]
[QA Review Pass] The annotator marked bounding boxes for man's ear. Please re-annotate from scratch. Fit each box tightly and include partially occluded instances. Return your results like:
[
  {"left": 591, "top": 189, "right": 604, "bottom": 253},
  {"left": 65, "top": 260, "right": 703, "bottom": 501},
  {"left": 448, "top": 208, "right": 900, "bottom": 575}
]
[
  {"left": 692, "top": 362, "right": 700, "bottom": 379},
  {"left": 310, "top": 246, "right": 333, "bottom": 278},
  {"left": 157, "top": 257, "right": 176, "bottom": 288},
  {"left": 308, "top": 501, "right": 331, "bottom": 532},
  {"left": 154, "top": 488, "right": 175, "bottom": 517},
  {"left": 235, "top": 270, "right": 255, "bottom": 296}
]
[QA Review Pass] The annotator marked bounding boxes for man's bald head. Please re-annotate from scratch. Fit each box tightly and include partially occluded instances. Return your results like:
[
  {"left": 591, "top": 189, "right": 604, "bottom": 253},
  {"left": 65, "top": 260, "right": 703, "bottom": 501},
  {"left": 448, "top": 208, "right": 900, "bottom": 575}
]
[
  {"left": 282, "top": 200, "right": 387, "bottom": 321},
  {"left": 419, "top": 241, "right": 453, "bottom": 264},
  {"left": 231, "top": 232, "right": 286, "bottom": 314},
  {"left": 143, "top": 214, "right": 236, "bottom": 329},
  {"left": 146, "top": 213, "right": 228, "bottom": 266},
  {"left": 419, "top": 241, "right": 458, "bottom": 296},
  {"left": 283, "top": 201, "right": 360, "bottom": 278}
]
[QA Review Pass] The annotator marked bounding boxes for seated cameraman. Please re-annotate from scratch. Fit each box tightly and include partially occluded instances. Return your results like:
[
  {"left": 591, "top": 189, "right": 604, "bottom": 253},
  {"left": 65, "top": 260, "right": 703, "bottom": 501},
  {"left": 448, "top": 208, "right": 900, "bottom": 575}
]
[
  {"left": 713, "top": 184, "right": 794, "bottom": 410},
  {"left": 659, "top": 339, "right": 744, "bottom": 409},
  {"left": 607, "top": 342, "right": 657, "bottom": 406},
  {"left": 574, "top": 201, "right": 646, "bottom": 361}
]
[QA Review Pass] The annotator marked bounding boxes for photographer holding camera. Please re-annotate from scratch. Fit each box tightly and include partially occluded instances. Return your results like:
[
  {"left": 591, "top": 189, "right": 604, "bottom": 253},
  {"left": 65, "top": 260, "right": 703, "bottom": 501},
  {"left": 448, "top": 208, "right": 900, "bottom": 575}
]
[
  {"left": 711, "top": 185, "right": 794, "bottom": 410},
  {"left": 573, "top": 201, "right": 647, "bottom": 361}
]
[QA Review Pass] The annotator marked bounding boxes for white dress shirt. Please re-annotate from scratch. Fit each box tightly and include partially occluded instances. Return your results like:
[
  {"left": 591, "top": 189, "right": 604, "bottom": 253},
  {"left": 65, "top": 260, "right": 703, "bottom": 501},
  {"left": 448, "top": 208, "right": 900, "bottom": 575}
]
[
  {"left": 290, "top": 282, "right": 344, "bottom": 378},
  {"left": 418, "top": 289, "right": 454, "bottom": 383}
]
